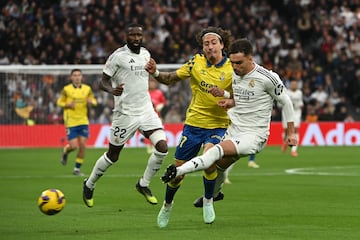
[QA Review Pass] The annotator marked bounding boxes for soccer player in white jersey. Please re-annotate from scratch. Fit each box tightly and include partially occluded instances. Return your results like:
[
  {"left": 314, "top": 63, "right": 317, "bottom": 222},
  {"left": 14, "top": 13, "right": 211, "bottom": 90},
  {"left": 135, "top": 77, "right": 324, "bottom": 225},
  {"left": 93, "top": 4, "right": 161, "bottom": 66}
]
[
  {"left": 82, "top": 23, "right": 169, "bottom": 208},
  {"left": 280, "top": 80, "right": 303, "bottom": 156},
  {"left": 161, "top": 38, "right": 298, "bottom": 221}
]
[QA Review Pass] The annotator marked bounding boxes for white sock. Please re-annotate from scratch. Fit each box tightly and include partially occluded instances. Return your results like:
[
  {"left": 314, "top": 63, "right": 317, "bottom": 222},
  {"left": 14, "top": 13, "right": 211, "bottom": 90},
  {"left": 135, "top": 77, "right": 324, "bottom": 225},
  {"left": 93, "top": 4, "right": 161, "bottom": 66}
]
[
  {"left": 177, "top": 145, "right": 224, "bottom": 176},
  {"left": 203, "top": 197, "right": 213, "bottom": 203},
  {"left": 86, "top": 153, "right": 113, "bottom": 189},
  {"left": 140, "top": 149, "right": 168, "bottom": 187}
]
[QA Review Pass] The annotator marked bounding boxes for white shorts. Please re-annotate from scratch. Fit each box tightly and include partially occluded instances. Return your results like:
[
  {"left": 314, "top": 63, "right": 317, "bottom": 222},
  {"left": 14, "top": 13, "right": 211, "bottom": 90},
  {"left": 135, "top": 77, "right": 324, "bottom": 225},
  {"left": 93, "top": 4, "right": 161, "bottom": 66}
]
[
  {"left": 109, "top": 110, "right": 163, "bottom": 146},
  {"left": 224, "top": 124, "right": 268, "bottom": 157}
]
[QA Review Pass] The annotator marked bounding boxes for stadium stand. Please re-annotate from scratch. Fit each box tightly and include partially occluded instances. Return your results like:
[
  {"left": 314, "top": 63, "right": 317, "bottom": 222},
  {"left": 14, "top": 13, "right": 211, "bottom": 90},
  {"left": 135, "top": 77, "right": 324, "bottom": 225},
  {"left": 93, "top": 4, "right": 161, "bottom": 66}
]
[{"left": 0, "top": 0, "right": 359, "bottom": 124}]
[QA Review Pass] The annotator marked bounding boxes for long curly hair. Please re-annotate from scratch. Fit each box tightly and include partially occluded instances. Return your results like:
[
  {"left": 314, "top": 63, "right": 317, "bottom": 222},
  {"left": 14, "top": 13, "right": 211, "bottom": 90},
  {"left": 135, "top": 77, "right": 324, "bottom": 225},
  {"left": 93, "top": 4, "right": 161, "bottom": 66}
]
[{"left": 195, "top": 26, "right": 233, "bottom": 53}]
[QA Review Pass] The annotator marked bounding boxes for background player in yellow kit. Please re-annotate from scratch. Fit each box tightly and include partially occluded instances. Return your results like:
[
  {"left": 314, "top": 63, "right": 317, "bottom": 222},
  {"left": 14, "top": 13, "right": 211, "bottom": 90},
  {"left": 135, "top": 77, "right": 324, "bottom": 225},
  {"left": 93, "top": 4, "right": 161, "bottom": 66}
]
[{"left": 57, "top": 69, "right": 97, "bottom": 176}]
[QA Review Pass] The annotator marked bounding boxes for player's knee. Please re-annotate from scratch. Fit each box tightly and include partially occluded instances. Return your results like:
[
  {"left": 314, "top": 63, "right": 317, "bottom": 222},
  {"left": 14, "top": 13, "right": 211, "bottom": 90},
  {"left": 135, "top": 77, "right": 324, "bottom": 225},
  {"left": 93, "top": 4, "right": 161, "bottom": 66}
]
[
  {"left": 154, "top": 140, "right": 168, "bottom": 153},
  {"left": 68, "top": 143, "right": 78, "bottom": 151},
  {"left": 150, "top": 130, "right": 168, "bottom": 153},
  {"left": 203, "top": 167, "right": 217, "bottom": 180},
  {"left": 170, "top": 175, "right": 184, "bottom": 187},
  {"left": 107, "top": 144, "right": 123, "bottom": 163},
  {"left": 205, "top": 164, "right": 217, "bottom": 174}
]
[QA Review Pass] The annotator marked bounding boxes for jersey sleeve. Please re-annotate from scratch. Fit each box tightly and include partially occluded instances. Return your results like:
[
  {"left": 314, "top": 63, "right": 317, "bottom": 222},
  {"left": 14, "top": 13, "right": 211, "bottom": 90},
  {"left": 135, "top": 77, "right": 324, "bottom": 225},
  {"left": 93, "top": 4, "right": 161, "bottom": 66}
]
[
  {"left": 103, "top": 52, "right": 120, "bottom": 77},
  {"left": 87, "top": 85, "right": 97, "bottom": 106},
  {"left": 265, "top": 72, "right": 295, "bottom": 123},
  {"left": 57, "top": 88, "right": 67, "bottom": 108},
  {"left": 175, "top": 55, "right": 196, "bottom": 79}
]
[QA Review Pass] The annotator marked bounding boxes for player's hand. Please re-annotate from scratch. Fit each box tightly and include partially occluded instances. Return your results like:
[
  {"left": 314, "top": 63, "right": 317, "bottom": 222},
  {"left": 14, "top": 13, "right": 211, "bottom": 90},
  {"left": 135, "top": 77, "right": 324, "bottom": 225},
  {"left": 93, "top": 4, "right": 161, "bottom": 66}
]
[
  {"left": 111, "top": 83, "right": 124, "bottom": 96},
  {"left": 66, "top": 101, "right": 75, "bottom": 109},
  {"left": 209, "top": 87, "right": 224, "bottom": 97},
  {"left": 145, "top": 58, "right": 157, "bottom": 75},
  {"left": 218, "top": 99, "right": 235, "bottom": 109},
  {"left": 87, "top": 98, "right": 95, "bottom": 105}
]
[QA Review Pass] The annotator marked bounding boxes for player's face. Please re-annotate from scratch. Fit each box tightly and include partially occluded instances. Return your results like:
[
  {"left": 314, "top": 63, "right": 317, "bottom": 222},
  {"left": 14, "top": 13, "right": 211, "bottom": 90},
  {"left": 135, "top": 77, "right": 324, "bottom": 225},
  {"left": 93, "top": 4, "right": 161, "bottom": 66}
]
[
  {"left": 290, "top": 81, "right": 298, "bottom": 91},
  {"left": 230, "top": 52, "right": 253, "bottom": 77},
  {"left": 71, "top": 70, "right": 83, "bottom": 86},
  {"left": 202, "top": 34, "right": 224, "bottom": 64},
  {"left": 126, "top": 27, "right": 143, "bottom": 53}
]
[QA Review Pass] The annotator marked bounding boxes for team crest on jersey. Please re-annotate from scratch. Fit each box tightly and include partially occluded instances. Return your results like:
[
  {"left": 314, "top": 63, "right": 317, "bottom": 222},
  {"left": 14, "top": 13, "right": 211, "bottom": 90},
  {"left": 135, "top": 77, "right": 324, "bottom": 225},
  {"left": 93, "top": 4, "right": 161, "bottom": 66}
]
[
  {"left": 249, "top": 79, "right": 255, "bottom": 88},
  {"left": 201, "top": 69, "right": 206, "bottom": 75},
  {"left": 219, "top": 72, "right": 225, "bottom": 81}
]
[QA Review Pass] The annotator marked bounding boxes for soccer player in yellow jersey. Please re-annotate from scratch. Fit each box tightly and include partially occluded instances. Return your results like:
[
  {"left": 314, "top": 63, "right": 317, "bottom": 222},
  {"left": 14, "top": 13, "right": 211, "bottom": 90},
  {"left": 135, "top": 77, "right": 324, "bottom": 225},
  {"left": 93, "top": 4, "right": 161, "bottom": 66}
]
[
  {"left": 146, "top": 26, "right": 233, "bottom": 227},
  {"left": 57, "top": 69, "right": 97, "bottom": 176}
]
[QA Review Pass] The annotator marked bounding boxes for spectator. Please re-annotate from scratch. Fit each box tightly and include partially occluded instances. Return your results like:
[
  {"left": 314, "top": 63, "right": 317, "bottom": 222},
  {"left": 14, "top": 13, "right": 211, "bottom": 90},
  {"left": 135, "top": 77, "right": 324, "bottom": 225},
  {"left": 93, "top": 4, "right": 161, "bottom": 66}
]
[
  {"left": 310, "top": 84, "right": 328, "bottom": 107},
  {"left": 0, "top": 0, "right": 360, "bottom": 122}
]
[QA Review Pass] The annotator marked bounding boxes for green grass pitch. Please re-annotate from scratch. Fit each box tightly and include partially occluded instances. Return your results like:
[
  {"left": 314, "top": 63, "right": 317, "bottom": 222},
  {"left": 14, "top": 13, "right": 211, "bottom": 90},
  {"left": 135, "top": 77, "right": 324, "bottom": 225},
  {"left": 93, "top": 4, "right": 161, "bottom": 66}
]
[{"left": 0, "top": 146, "right": 359, "bottom": 240}]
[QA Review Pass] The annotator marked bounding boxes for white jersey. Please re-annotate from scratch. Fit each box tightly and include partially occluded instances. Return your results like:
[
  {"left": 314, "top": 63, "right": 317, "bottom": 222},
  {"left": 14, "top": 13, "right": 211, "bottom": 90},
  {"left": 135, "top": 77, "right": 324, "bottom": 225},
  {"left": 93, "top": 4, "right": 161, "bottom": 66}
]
[
  {"left": 103, "top": 45, "right": 153, "bottom": 115},
  {"left": 228, "top": 63, "right": 292, "bottom": 138},
  {"left": 282, "top": 88, "right": 303, "bottom": 128}
]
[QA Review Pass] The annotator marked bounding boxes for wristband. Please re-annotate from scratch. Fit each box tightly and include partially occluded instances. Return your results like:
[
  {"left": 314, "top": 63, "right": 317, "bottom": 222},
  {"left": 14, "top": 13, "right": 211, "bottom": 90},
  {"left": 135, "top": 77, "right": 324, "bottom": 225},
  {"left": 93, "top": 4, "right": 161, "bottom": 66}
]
[
  {"left": 223, "top": 90, "right": 230, "bottom": 99},
  {"left": 152, "top": 69, "right": 159, "bottom": 77}
]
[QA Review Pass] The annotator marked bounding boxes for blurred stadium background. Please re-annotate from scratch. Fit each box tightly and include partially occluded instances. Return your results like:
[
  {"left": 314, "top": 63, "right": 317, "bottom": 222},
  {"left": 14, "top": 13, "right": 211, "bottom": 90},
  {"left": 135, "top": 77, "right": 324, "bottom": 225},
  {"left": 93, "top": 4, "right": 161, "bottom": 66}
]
[
  {"left": 1, "top": 2, "right": 360, "bottom": 239},
  {"left": 0, "top": 0, "right": 359, "bottom": 147}
]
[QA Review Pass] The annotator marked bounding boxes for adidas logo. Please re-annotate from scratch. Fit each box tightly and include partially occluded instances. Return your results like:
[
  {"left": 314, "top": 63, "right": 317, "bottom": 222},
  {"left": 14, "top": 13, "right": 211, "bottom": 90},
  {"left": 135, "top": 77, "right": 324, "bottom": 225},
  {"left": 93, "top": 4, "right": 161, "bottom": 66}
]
[{"left": 129, "top": 58, "right": 135, "bottom": 63}]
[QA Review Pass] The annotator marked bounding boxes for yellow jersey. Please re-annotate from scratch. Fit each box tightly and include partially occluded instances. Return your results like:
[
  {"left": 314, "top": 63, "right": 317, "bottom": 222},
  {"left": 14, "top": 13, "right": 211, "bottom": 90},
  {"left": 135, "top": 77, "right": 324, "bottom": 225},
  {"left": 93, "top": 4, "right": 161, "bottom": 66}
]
[
  {"left": 57, "top": 84, "right": 97, "bottom": 128},
  {"left": 176, "top": 53, "right": 233, "bottom": 129}
]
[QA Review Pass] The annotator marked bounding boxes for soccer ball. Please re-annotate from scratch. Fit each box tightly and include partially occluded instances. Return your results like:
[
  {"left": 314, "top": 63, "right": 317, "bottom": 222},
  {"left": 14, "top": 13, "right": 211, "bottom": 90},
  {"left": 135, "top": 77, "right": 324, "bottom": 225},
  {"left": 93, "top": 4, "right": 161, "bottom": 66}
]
[{"left": 37, "top": 189, "right": 66, "bottom": 215}]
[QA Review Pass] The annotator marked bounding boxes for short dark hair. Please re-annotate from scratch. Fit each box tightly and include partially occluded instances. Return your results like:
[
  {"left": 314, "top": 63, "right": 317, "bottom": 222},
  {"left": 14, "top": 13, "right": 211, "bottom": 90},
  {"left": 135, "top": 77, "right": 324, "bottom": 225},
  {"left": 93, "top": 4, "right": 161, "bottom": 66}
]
[
  {"left": 228, "top": 38, "right": 253, "bottom": 56},
  {"left": 71, "top": 68, "right": 82, "bottom": 74},
  {"left": 126, "top": 23, "right": 143, "bottom": 33}
]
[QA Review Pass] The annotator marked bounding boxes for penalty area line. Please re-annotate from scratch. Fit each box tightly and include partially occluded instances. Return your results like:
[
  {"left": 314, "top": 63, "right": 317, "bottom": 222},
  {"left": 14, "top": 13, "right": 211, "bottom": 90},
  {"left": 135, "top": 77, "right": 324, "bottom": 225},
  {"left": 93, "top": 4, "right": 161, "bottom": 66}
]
[{"left": 285, "top": 166, "right": 360, "bottom": 176}]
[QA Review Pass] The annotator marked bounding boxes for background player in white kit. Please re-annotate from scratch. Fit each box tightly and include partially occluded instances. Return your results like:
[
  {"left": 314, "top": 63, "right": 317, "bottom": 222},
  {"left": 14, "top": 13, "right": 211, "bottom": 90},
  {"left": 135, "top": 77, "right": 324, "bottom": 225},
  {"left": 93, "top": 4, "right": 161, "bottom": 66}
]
[
  {"left": 280, "top": 80, "right": 303, "bottom": 157},
  {"left": 161, "top": 38, "right": 298, "bottom": 222},
  {"left": 82, "top": 23, "right": 168, "bottom": 207}
]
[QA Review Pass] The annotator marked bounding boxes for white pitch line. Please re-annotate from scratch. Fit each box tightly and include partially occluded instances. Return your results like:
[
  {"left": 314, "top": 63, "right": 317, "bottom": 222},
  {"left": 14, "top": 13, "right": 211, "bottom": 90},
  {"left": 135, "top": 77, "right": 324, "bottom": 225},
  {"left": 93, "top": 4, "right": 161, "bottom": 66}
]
[
  {"left": 0, "top": 171, "right": 285, "bottom": 179},
  {"left": 285, "top": 166, "right": 360, "bottom": 176},
  {"left": 4, "top": 166, "right": 358, "bottom": 179}
]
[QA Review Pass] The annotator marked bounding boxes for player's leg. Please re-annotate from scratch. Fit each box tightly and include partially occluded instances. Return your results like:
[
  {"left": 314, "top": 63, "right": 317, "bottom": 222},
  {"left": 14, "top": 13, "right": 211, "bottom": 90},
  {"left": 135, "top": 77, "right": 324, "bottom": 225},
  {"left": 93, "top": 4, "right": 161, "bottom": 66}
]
[
  {"left": 158, "top": 125, "right": 202, "bottom": 227},
  {"left": 73, "top": 125, "right": 89, "bottom": 176},
  {"left": 248, "top": 153, "right": 259, "bottom": 168},
  {"left": 72, "top": 136, "right": 87, "bottom": 176},
  {"left": 169, "top": 140, "right": 236, "bottom": 177},
  {"left": 163, "top": 132, "right": 266, "bottom": 181},
  {"left": 82, "top": 114, "right": 134, "bottom": 207},
  {"left": 193, "top": 127, "right": 226, "bottom": 221},
  {"left": 158, "top": 162, "right": 184, "bottom": 228},
  {"left": 61, "top": 126, "right": 78, "bottom": 165},
  {"left": 224, "top": 162, "right": 235, "bottom": 184},
  {"left": 83, "top": 143, "right": 123, "bottom": 207},
  {"left": 202, "top": 155, "right": 217, "bottom": 224},
  {"left": 136, "top": 128, "right": 168, "bottom": 205},
  {"left": 291, "top": 127, "right": 299, "bottom": 157}
]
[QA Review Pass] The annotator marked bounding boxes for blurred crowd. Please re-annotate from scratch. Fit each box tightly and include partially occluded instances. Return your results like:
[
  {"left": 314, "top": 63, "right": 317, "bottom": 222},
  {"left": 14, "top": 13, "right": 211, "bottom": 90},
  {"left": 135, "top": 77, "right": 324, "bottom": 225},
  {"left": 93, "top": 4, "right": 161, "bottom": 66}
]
[{"left": 1, "top": 0, "right": 360, "bottom": 125}]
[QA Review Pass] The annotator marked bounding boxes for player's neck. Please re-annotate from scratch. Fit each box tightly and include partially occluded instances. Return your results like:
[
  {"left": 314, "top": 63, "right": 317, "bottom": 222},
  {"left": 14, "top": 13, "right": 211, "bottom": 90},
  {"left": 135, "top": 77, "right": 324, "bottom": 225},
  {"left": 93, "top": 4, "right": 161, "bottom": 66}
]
[{"left": 208, "top": 55, "right": 224, "bottom": 66}]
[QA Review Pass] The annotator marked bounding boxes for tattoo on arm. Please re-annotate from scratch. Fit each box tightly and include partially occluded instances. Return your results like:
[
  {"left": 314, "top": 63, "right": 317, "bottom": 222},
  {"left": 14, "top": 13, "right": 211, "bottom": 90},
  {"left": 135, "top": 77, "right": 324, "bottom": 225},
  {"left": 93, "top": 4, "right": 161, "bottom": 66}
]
[{"left": 155, "top": 72, "right": 182, "bottom": 85}]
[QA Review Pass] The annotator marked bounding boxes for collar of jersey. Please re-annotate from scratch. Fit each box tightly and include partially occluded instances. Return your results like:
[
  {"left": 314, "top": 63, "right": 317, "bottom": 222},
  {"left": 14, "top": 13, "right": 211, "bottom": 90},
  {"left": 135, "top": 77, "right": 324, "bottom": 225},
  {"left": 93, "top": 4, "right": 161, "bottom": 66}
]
[
  {"left": 72, "top": 84, "right": 82, "bottom": 88},
  {"left": 206, "top": 54, "right": 228, "bottom": 68}
]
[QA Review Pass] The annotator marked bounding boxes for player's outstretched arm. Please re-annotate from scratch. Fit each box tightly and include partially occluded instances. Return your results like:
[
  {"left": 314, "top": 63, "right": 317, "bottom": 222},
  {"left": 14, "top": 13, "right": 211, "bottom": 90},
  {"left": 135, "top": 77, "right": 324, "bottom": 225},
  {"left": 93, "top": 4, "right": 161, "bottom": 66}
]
[{"left": 145, "top": 58, "right": 181, "bottom": 85}]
